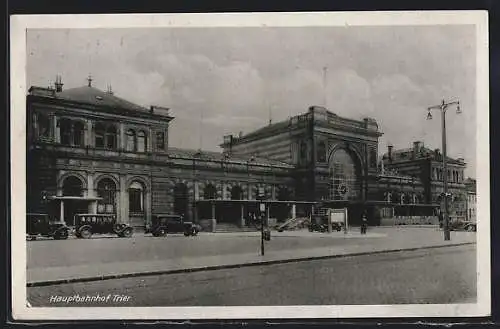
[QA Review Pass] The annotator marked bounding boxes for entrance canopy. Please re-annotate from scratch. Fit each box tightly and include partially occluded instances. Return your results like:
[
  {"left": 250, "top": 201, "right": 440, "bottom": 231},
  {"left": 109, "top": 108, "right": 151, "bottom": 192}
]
[
  {"left": 48, "top": 196, "right": 103, "bottom": 201},
  {"left": 195, "top": 199, "right": 318, "bottom": 206}
]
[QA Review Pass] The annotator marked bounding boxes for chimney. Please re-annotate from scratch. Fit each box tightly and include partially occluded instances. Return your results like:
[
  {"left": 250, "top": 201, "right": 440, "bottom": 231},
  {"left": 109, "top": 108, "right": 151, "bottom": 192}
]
[
  {"left": 387, "top": 144, "right": 393, "bottom": 162},
  {"left": 54, "top": 75, "right": 63, "bottom": 92},
  {"left": 413, "top": 141, "right": 421, "bottom": 159}
]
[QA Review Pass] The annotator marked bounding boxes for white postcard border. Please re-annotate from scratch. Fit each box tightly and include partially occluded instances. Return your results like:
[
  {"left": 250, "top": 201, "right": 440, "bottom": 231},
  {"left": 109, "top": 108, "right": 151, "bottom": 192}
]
[{"left": 10, "top": 11, "right": 490, "bottom": 320}]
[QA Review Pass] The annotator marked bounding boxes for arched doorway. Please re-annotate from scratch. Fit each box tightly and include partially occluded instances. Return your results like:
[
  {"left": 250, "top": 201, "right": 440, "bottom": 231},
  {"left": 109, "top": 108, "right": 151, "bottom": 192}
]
[
  {"left": 129, "top": 181, "right": 145, "bottom": 228},
  {"left": 96, "top": 178, "right": 117, "bottom": 214},
  {"left": 61, "top": 175, "right": 86, "bottom": 225},
  {"left": 174, "top": 183, "right": 189, "bottom": 217}
]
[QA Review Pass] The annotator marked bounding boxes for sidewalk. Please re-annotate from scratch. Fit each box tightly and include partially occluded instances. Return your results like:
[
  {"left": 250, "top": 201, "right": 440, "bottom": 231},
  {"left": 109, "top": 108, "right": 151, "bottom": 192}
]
[{"left": 27, "top": 229, "right": 475, "bottom": 287}]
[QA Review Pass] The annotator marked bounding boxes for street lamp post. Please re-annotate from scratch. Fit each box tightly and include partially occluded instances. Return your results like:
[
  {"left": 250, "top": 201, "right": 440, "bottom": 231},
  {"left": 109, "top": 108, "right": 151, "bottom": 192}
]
[{"left": 426, "top": 99, "right": 461, "bottom": 241}]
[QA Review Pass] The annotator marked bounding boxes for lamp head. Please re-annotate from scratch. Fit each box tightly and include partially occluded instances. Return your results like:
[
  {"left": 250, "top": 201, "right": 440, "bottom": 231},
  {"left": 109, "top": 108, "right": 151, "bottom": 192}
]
[{"left": 426, "top": 110, "right": 433, "bottom": 120}]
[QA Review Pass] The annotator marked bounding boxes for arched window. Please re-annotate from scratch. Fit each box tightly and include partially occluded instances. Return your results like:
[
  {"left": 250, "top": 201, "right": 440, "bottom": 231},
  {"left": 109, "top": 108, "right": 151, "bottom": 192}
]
[
  {"left": 231, "top": 186, "right": 243, "bottom": 200},
  {"left": 137, "top": 130, "right": 147, "bottom": 152},
  {"left": 95, "top": 123, "right": 106, "bottom": 148},
  {"left": 204, "top": 184, "right": 217, "bottom": 200},
  {"left": 59, "top": 119, "right": 72, "bottom": 146},
  {"left": 126, "top": 129, "right": 136, "bottom": 152},
  {"left": 106, "top": 125, "right": 117, "bottom": 150},
  {"left": 329, "top": 148, "right": 361, "bottom": 201},
  {"left": 317, "top": 141, "right": 327, "bottom": 163},
  {"left": 129, "top": 181, "right": 144, "bottom": 213},
  {"left": 38, "top": 113, "right": 51, "bottom": 138},
  {"left": 62, "top": 176, "right": 83, "bottom": 196},
  {"left": 73, "top": 121, "right": 85, "bottom": 147},
  {"left": 97, "top": 178, "right": 116, "bottom": 213}
]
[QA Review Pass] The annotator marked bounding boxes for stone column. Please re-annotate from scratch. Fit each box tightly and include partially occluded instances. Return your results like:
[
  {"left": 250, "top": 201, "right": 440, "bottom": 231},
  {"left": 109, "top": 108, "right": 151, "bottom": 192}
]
[
  {"left": 120, "top": 122, "right": 126, "bottom": 150},
  {"left": 60, "top": 200, "right": 65, "bottom": 224},
  {"left": 53, "top": 116, "right": 60, "bottom": 143},
  {"left": 291, "top": 204, "right": 296, "bottom": 219},
  {"left": 211, "top": 202, "right": 216, "bottom": 232},
  {"left": 120, "top": 175, "right": 128, "bottom": 224},
  {"left": 85, "top": 119, "right": 93, "bottom": 147},
  {"left": 240, "top": 204, "right": 245, "bottom": 227}
]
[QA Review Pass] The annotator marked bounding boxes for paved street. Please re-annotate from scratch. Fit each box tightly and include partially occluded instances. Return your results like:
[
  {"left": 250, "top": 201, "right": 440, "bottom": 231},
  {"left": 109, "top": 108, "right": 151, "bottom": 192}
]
[
  {"left": 27, "top": 227, "right": 472, "bottom": 268},
  {"left": 28, "top": 244, "right": 476, "bottom": 306}
]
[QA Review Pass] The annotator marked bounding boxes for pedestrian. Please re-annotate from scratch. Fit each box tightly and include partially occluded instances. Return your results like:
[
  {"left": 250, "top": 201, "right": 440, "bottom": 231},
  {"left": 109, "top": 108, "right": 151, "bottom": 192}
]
[
  {"left": 361, "top": 212, "right": 368, "bottom": 234},
  {"left": 438, "top": 211, "right": 444, "bottom": 229}
]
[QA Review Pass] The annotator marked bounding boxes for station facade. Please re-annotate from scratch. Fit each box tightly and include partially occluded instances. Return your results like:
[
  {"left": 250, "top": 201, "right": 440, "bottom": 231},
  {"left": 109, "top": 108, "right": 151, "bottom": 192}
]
[{"left": 26, "top": 77, "right": 470, "bottom": 231}]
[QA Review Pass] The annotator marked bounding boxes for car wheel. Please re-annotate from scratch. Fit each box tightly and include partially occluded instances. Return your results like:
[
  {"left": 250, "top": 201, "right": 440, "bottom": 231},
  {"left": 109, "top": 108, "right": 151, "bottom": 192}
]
[
  {"left": 79, "top": 228, "right": 92, "bottom": 239},
  {"left": 53, "top": 230, "right": 69, "bottom": 240},
  {"left": 192, "top": 228, "right": 198, "bottom": 236},
  {"left": 153, "top": 229, "right": 166, "bottom": 237},
  {"left": 121, "top": 227, "right": 133, "bottom": 238},
  {"left": 466, "top": 225, "right": 475, "bottom": 232},
  {"left": 184, "top": 231, "right": 190, "bottom": 237}
]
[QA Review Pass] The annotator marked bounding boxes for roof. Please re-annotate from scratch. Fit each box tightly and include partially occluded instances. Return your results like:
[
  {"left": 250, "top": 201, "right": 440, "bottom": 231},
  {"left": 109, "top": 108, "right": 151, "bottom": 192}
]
[
  {"left": 382, "top": 146, "right": 465, "bottom": 165},
  {"left": 168, "top": 147, "right": 294, "bottom": 168},
  {"left": 55, "top": 86, "right": 148, "bottom": 112}
]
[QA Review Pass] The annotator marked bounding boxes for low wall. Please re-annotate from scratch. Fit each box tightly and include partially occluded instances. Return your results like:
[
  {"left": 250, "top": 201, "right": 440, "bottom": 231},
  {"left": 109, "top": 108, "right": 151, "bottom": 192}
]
[{"left": 380, "top": 216, "right": 439, "bottom": 226}]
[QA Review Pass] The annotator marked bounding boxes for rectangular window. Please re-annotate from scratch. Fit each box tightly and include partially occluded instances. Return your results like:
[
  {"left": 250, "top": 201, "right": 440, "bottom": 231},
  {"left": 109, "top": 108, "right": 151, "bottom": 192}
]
[{"left": 156, "top": 132, "right": 165, "bottom": 150}]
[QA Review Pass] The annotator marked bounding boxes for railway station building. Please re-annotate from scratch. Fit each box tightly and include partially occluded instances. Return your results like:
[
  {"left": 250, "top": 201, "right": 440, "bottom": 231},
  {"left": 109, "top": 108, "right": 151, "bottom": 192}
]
[{"left": 26, "top": 77, "right": 470, "bottom": 231}]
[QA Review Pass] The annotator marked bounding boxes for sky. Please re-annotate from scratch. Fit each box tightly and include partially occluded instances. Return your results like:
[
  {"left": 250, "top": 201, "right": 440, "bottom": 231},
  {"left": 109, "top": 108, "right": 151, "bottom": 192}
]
[{"left": 26, "top": 26, "right": 477, "bottom": 177}]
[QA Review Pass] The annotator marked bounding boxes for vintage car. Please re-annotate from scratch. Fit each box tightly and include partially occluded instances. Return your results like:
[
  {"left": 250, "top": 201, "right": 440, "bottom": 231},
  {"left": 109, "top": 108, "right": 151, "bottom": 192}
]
[
  {"left": 449, "top": 220, "right": 477, "bottom": 232},
  {"left": 147, "top": 214, "right": 201, "bottom": 237},
  {"left": 26, "top": 213, "right": 70, "bottom": 240},
  {"left": 73, "top": 214, "right": 134, "bottom": 239}
]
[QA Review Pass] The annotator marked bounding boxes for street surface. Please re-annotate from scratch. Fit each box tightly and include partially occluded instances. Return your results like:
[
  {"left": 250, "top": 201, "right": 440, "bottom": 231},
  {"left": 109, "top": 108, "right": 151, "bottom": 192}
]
[
  {"left": 27, "top": 227, "right": 473, "bottom": 269},
  {"left": 28, "top": 244, "right": 476, "bottom": 306}
]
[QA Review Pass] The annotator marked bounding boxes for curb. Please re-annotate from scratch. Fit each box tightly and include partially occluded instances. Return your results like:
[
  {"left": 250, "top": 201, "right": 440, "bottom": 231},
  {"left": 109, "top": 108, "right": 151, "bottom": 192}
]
[{"left": 27, "top": 242, "right": 475, "bottom": 288}]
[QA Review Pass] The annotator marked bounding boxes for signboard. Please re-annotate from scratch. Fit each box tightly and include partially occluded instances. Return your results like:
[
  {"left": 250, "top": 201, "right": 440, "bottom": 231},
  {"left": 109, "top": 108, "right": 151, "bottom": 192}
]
[
  {"left": 330, "top": 209, "right": 346, "bottom": 223},
  {"left": 259, "top": 203, "right": 266, "bottom": 212}
]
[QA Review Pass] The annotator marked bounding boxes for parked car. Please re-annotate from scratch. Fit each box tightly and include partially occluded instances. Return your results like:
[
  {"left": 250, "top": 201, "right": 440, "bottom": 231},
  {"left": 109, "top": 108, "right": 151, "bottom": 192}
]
[
  {"left": 147, "top": 214, "right": 201, "bottom": 237},
  {"left": 450, "top": 220, "right": 477, "bottom": 232},
  {"left": 26, "top": 213, "right": 70, "bottom": 240},
  {"left": 308, "top": 222, "right": 328, "bottom": 233},
  {"left": 73, "top": 214, "right": 133, "bottom": 239}
]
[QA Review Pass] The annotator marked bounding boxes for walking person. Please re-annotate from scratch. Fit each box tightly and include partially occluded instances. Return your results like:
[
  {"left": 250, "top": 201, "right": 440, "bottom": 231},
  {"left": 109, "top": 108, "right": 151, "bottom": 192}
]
[{"left": 361, "top": 211, "right": 368, "bottom": 235}]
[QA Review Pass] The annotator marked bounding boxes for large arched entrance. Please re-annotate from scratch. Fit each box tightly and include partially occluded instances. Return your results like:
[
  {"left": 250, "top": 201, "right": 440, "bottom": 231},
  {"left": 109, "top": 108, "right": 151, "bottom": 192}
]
[
  {"left": 329, "top": 148, "right": 361, "bottom": 201},
  {"left": 328, "top": 148, "right": 363, "bottom": 224}
]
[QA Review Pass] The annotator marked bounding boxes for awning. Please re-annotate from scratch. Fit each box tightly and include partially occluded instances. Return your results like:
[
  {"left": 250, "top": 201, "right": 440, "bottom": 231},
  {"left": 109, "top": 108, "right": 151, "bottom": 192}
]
[
  {"left": 48, "top": 196, "right": 103, "bottom": 201},
  {"left": 195, "top": 199, "right": 318, "bottom": 205}
]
